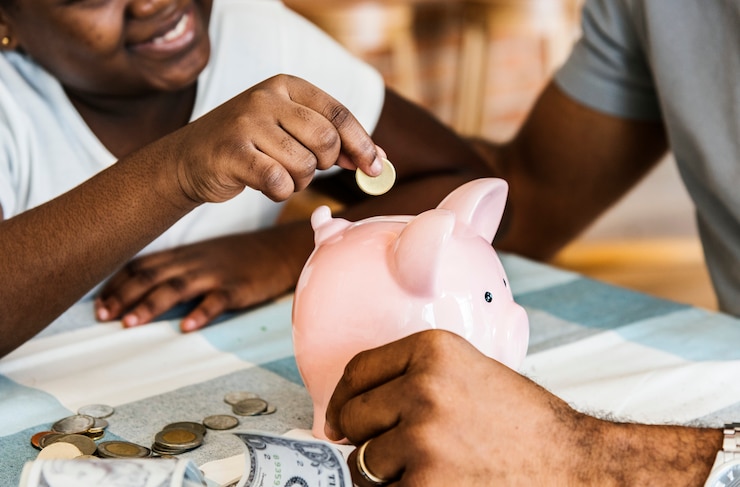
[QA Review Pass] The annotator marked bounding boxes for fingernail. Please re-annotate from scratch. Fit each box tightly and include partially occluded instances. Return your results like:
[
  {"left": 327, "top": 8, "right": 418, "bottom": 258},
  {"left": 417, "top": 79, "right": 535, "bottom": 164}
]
[
  {"left": 324, "top": 421, "right": 339, "bottom": 440},
  {"left": 369, "top": 157, "right": 382, "bottom": 176},
  {"left": 122, "top": 314, "right": 139, "bottom": 328},
  {"left": 181, "top": 319, "right": 196, "bottom": 332},
  {"left": 97, "top": 307, "right": 109, "bottom": 321}
]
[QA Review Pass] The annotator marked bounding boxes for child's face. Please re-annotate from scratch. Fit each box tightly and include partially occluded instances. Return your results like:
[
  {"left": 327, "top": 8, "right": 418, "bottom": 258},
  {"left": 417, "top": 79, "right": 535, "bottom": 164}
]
[{"left": 2, "top": 0, "right": 213, "bottom": 97}]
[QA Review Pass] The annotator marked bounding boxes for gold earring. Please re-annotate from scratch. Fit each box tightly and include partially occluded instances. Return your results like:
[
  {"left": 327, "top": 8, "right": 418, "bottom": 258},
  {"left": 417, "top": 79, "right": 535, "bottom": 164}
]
[{"left": 1, "top": 37, "right": 9, "bottom": 46}]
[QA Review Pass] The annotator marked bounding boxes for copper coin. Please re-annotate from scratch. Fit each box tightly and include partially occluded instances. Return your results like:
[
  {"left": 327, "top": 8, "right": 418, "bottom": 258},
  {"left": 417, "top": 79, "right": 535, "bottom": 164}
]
[{"left": 30, "top": 431, "right": 55, "bottom": 450}]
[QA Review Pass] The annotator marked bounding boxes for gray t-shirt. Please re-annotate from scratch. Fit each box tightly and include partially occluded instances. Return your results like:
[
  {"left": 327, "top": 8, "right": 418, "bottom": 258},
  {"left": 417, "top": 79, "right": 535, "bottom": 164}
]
[{"left": 555, "top": 0, "right": 740, "bottom": 315}]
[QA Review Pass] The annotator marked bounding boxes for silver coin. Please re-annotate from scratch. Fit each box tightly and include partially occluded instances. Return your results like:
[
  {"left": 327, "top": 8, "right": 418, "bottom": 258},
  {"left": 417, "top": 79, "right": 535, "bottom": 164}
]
[
  {"left": 52, "top": 415, "right": 95, "bottom": 434},
  {"left": 154, "top": 428, "right": 203, "bottom": 451},
  {"left": 203, "top": 414, "right": 239, "bottom": 430},
  {"left": 223, "top": 391, "right": 259, "bottom": 406},
  {"left": 355, "top": 158, "right": 396, "bottom": 196},
  {"left": 77, "top": 404, "right": 115, "bottom": 419},
  {"left": 151, "top": 442, "right": 197, "bottom": 455},
  {"left": 232, "top": 398, "right": 268, "bottom": 416},
  {"left": 87, "top": 417, "right": 109, "bottom": 434},
  {"left": 38, "top": 432, "right": 64, "bottom": 449},
  {"left": 152, "top": 453, "right": 176, "bottom": 459},
  {"left": 162, "top": 421, "right": 207, "bottom": 437},
  {"left": 46, "top": 434, "right": 98, "bottom": 456},
  {"left": 97, "top": 440, "right": 151, "bottom": 458},
  {"left": 84, "top": 430, "right": 105, "bottom": 441},
  {"left": 151, "top": 444, "right": 182, "bottom": 455},
  {"left": 258, "top": 404, "right": 277, "bottom": 415},
  {"left": 31, "top": 431, "right": 55, "bottom": 450}
]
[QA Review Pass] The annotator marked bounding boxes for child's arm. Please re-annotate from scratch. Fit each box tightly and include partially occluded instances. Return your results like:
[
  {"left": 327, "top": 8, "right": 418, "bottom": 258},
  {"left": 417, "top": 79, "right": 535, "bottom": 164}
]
[
  {"left": 0, "top": 75, "right": 380, "bottom": 358},
  {"left": 92, "top": 87, "right": 495, "bottom": 333}
]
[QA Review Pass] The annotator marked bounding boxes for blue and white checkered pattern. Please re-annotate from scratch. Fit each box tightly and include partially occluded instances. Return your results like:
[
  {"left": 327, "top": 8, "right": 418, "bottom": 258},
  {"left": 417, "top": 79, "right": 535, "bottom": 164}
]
[{"left": 2, "top": 255, "right": 739, "bottom": 486}]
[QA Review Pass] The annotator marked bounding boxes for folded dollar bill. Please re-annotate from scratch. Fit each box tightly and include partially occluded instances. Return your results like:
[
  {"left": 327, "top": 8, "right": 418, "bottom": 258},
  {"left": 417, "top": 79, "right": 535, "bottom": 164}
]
[{"left": 232, "top": 431, "right": 352, "bottom": 487}]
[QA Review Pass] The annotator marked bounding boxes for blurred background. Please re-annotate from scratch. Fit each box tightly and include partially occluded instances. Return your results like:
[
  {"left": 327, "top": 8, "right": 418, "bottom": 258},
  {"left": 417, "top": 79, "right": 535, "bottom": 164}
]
[{"left": 283, "top": 0, "right": 715, "bottom": 310}]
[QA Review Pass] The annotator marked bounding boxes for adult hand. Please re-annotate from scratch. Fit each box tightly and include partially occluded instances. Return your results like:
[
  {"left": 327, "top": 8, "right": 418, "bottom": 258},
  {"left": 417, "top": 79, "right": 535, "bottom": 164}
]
[
  {"left": 324, "top": 329, "right": 591, "bottom": 486},
  {"left": 95, "top": 225, "right": 305, "bottom": 332},
  {"left": 165, "top": 74, "right": 383, "bottom": 205}
]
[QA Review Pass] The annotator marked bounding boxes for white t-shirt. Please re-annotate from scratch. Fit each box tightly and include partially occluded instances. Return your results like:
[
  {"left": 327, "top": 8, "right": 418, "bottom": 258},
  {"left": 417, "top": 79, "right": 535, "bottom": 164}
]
[
  {"left": 555, "top": 0, "right": 740, "bottom": 315},
  {"left": 0, "top": 0, "right": 384, "bottom": 258}
]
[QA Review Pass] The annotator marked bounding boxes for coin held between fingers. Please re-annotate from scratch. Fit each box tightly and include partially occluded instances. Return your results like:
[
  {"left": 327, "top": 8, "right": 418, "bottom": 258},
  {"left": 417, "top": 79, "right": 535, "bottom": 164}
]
[{"left": 356, "top": 158, "right": 396, "bottom": 196}]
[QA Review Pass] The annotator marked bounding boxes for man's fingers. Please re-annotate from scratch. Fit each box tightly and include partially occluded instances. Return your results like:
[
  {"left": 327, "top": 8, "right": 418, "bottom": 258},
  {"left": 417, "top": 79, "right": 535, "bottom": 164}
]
[
  {"left": 325, "top": 333, "right": 422, "bottom": 440},
  {"left": 332, "top": 378, "right": 407, "bottom": 444},
  {"left": 347, "top": 430, "right": 406, "bottom": 487}
]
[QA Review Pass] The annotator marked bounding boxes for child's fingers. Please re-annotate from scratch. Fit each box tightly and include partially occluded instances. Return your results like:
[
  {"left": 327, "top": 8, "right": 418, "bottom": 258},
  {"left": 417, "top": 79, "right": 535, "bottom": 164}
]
[{"left": 284, "top": 76, "right": 381, "bottom": 176}]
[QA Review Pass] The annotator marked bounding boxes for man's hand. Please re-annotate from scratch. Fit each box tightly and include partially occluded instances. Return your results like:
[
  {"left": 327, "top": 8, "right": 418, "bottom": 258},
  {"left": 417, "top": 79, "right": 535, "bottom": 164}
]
[
  {"left": 324, "top": 329, "right": 588, "bottom": 486},
  {"left": 325, "top": 329, "right": 722, "bottom": 486}
]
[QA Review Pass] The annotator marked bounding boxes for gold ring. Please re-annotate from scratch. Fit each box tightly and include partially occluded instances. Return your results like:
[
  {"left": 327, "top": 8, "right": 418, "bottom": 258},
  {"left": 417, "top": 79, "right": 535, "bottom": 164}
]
[{"left": 356, "top": 439, "right": 389, "bottom": 486}]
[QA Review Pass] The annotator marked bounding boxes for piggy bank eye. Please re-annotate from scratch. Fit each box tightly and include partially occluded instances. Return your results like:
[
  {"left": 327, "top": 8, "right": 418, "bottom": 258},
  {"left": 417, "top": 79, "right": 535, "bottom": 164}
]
[
  {"left": 503, "top": 278, "right": 507, "bottom": 287},
  {"left": 484, "top": 291, "right": 493, "bottom": 303}
]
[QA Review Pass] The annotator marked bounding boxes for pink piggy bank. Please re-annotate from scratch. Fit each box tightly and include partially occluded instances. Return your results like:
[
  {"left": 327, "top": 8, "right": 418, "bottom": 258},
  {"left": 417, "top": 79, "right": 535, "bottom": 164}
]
[{"left": 292, "top": 178, "right": 529, "bottom": 439}]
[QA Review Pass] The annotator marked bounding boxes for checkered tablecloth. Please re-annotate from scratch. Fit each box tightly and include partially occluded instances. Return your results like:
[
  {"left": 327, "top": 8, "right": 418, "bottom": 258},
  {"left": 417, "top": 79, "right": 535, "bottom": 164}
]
[{"left": 3, "top": 254, "right": 740, "bottom": 486}]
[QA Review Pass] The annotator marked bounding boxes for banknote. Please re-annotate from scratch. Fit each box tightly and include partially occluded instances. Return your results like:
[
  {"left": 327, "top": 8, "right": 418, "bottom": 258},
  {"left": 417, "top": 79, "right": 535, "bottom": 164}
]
[
  {"left": 233, "top": 431, "right": 351, "bottom": 487},
  {"left": 18, "top": 457, "right": 206, "bottom": 487}
]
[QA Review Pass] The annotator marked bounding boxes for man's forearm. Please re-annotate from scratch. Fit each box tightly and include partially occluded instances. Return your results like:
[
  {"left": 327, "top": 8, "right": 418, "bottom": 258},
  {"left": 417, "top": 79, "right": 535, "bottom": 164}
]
[{"left": 579, "top": 419, "right": 722, "bottom": 486}]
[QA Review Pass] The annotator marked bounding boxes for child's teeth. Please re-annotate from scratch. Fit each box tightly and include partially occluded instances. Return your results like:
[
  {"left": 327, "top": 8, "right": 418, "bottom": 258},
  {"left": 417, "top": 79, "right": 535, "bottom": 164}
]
[{"left": 153, "top": 14, "right": 187, "bottom": 44}]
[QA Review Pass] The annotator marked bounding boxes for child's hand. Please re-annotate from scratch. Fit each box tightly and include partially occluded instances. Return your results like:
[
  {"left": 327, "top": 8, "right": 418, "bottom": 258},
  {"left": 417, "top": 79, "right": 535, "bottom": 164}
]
[
  {"left": 163, "top": 74, "right": 383, "bottom": 205},
  {"left": 95, "top": 226, "right": 304, "bottom": 331}
]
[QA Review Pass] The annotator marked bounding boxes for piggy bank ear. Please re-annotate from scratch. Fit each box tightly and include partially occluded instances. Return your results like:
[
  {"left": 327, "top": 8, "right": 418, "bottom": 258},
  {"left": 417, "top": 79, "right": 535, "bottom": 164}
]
[
  {"left": 437, "top": 178, "right": 508, "bottom": 243},
  {"left": 392, "top": 209, "right": 455, "bottom": 297},
  {"left": 311, "top": 205, "right": 351, "bottom": 246}
]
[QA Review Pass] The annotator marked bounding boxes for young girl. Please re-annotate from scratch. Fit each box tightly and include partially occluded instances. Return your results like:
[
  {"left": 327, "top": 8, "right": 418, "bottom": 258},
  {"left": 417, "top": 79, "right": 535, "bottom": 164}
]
[{"left": 0, "top": 0, "right": 490, "bottom": 357}]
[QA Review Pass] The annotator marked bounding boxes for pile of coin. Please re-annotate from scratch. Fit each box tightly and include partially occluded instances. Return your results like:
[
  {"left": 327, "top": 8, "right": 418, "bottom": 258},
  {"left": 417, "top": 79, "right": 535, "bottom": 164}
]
[
  {"left": 28, "top": 390, "right": 276, "bottom": 461},
  {"left": 30, "top": 404, "right": 115, "bottom": 460},
  {"left": 224, "top": 391, "right": 277, "bottom": 417},
  {"left": 151, "top": 422, "right": 207, "bottom": 456}
]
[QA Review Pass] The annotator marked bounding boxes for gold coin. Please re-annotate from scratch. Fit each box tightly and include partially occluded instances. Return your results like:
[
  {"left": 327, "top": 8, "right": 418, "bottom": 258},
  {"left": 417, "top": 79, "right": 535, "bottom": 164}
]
[
  {"left": 232, "top": 397, "right": 268, "bottom": 416},
  {"left": 203, "top": 414, "right": 239, "bottom": 430},
  {"left": 46, "top": 434, "right": 97, "bottom": 456},
  {"left": 97, "top": 440, "right": 151, "bottom": 458},
  {"left": 154, "top": 428, "right": 203, "bottom": 451},
  {"left": 355, "top": 158, "right": 396, "bottom": 196},
  {"left": 159, "top": 429, "right": 196, "bottom": 444},
  {"left": 162, "top": 421, "right": 207, "bottom": 436},
  {"left": 37, "top": 442, "right": 83, "bottom": 460}
]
